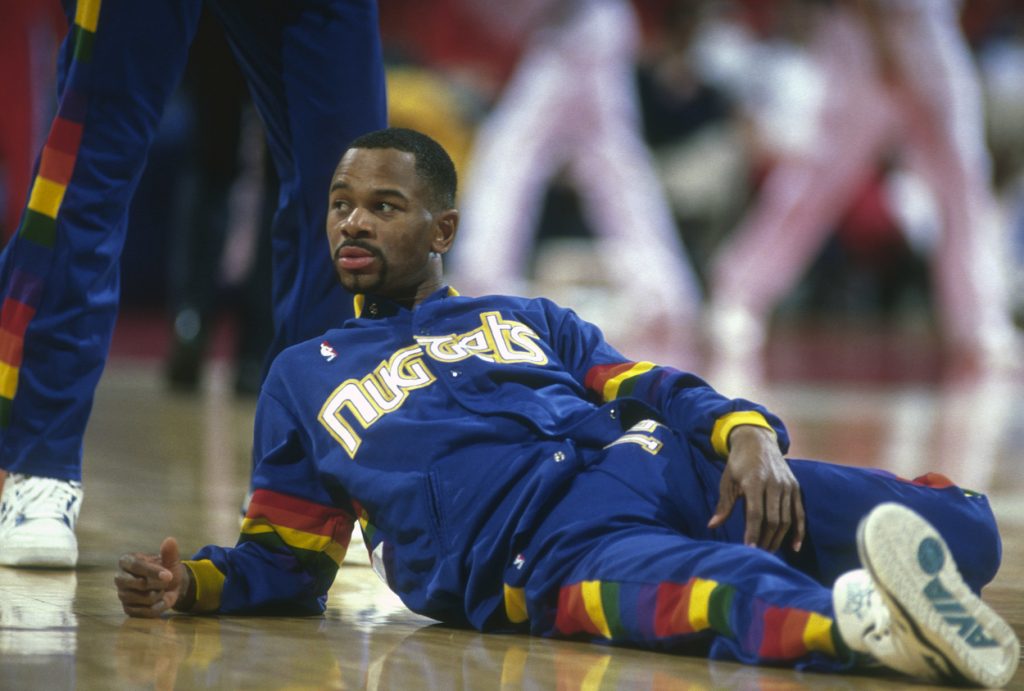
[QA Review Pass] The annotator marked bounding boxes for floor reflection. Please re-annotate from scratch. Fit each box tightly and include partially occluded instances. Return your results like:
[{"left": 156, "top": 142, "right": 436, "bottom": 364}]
[
  {"left": 0, "top": 570, "right": 77, "bottom": 656},
  {"left": 0, "top": 570, "right": 77, "bottom": 690}
]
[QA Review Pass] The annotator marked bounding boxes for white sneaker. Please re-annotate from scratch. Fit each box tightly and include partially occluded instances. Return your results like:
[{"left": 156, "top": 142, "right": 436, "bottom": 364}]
[
  {"left": 834, "top": 569, "right": 939, "bottom": 678},
  {"left": 834, "top": 502, "right": 1019, "bottom": 687},
  {"left": 0, "top": 473, "right": 82, "bottom": 568}
]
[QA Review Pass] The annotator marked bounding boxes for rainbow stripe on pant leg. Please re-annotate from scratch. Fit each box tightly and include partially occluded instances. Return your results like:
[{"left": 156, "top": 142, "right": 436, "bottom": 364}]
[
  {"left": 0, "top": 0, "right": 101, "bottom": 428},
  {"left": 552, "top": 576, "right": 845, "bottom": 664}
]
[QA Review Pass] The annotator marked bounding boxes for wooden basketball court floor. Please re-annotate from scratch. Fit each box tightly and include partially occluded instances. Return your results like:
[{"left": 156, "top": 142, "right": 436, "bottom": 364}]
[{"left": 1, "top": 324, "right": 1023, "bottom": 690}]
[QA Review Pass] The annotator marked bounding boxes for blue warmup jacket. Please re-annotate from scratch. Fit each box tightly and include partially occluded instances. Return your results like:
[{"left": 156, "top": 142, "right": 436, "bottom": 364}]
[{"left": 186, "top": 286, "right": 788, "bottom": 624}]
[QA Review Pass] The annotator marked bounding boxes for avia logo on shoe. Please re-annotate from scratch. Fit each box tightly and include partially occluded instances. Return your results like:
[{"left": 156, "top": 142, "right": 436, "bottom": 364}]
[
  {"left": 922, "top": 577, "right": 999, "bottom": 648},
  {"left": 918, "top": 537, "right": 999, "bottom": 649}
]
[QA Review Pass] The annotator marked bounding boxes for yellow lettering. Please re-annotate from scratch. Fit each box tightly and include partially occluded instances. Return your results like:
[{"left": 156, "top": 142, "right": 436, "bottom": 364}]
[
  {"left": 319, "top": 346, "right": 435, "bottom": 458},
  {"left": 321, "top": 315, "right": 549, "bottom": 458}
]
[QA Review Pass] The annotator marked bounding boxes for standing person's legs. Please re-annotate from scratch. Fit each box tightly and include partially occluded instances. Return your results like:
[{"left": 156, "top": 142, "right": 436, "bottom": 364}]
[
  {"left": 891, "top": 2, "right": 1017, "bottom": 364},
  {"left": 706, "top": 9, "right": 892, "bottom": 357},
  {"left": 209, "top": 0, "right": 387, "bottom": 367},
  {"left": 0, "top": 0, "right": 203, "bottom": 567},
  {"left": 568, "top": 0, "right": 701, "bottom": 334},
  {"left": 452, "top": 27, "right": 571, "bottom": 297}
]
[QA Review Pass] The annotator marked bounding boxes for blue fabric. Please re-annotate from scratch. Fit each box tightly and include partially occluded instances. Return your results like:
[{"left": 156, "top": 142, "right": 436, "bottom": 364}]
[{"left": 0, "top": 0, "right": 386, "bottom": 478}]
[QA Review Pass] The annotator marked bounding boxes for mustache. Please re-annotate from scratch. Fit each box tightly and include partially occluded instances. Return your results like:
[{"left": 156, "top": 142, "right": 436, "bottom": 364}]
[{"left": 334, "top": 239, "right": 382, "bottom": 260}]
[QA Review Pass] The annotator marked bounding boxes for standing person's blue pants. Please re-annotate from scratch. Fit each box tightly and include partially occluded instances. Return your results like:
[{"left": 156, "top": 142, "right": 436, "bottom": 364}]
[
  {"left": 506, "top": 422, "right": 1001, "bottom": 671},
  {"left": 0, "top": 0, "right": 387, "bottom": 479}
]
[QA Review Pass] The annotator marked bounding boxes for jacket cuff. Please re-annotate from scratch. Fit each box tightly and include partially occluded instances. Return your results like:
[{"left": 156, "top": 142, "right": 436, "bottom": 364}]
[
  {"left": 182, "top": 559, "right": 225, "bottom": 613},
  {"left": 711, "top": 410, "right": 776, "bottom": 457}
]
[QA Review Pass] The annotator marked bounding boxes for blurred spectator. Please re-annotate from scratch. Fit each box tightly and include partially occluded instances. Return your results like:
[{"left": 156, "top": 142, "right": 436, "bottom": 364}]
[
  {"left": 162, "top": 12, "right": 274, "bottom": 396},
  {"left": 384, "top": 65, "right": 478, "bottom": 183},
  {"left": 705, "top": 0, "right": 1018, "bottom": 372},
  {"left": 377, "top": 0, "right": 520, "bottom": 100},
  {"left": 449, "top": 0, "right": 703, "bottom": 355},
  {"left": 633, "top": 1, "right": 744, "bottom": 280},
  {"left": 973, "top": 2, "right": 1024, "bottom": 324}
]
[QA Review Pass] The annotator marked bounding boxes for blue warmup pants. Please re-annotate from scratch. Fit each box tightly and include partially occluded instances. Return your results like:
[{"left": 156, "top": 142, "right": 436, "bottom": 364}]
[
  {"left": 505, "top": 422, "right": 1001, "bottom": 672},
  {"left": 0, "top": 0, "right": 386, "bottom": 479}
]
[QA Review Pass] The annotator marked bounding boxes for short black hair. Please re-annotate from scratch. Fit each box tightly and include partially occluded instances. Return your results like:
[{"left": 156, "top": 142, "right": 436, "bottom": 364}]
[{"left": 348, "top": 127, "right": 457, "bottom": 209}]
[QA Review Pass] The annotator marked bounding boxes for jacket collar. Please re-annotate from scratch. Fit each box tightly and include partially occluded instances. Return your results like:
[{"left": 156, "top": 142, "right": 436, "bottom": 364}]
[{"left": 352, "top": 285, "right": 459, "bottom": 319}]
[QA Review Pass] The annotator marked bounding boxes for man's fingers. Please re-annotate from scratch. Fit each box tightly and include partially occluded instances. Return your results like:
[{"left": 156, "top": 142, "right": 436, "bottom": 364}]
[
  {"left": 743, "top": 492, "right": 763, "bottom": 547},
  {"left": 791, "top": 491, "right": 806, "bottom": 552},
  {"left": 114, "top": 571, "right": 167, "bottom": 594},
  {"left": 159, "top": 537, "right": 180, "bottom": 570},
  {"left": 117, "top": 553, "right": 146, "bottom": 573},
  {"left": 115, "top": 540, "right": 184, "bottom": 618},
  {"left": 115, "top": 561, "right": 172, "bottom": 591},
  {"left": 118, "top": 553, "right": 172, "bottom": 580},
  {"left": 116, "top": 585, "right": 165, "bottom": 606},
  {"left": 766, "top": 486, "right": 793, "bottom": 552},
  {"left": 115, "top": 578, "right": 172, "bottom": 616},
  {"left": 765, "top": 517, "right": 787, "bottom": 552},
  {"left": 115, "top": 572, "right": 176, "bottom": 619},
  {"left": 707, "top": 482, "right": 737, "bottom": 530},
  {"left": 114, "top": 572, "right": 170, "bottom": 599}
]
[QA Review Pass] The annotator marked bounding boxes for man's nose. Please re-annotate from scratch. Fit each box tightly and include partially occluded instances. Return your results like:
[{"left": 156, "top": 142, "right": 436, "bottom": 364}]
[{"left": 341, "top": 207, "right": 373, "bottom": 237}]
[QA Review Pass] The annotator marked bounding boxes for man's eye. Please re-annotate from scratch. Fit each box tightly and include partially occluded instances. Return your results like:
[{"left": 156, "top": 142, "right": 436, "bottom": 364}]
[
  {"left": 378, "top": 202, "right": 396, "bottom": 213},
  {"left": 332, "top": 199, "right": 350, "bottom": 212}
]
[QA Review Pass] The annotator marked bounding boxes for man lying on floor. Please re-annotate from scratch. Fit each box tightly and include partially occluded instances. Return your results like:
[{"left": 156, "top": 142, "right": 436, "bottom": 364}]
[{"left": 116, "top": 128, "right": 1019, "bottom": 687}]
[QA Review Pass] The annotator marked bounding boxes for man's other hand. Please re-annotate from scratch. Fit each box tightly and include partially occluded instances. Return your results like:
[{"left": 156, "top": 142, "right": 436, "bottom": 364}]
[
  {"left": 707, "top": 425, "right": 805, "bottom": 552},
  {"left": 114, "top": 537, "right": 194, "bottom": 618}
]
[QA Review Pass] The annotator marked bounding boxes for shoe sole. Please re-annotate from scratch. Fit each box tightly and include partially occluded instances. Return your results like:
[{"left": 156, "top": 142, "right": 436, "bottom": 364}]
[
  {"left": 857, "top": 502, "right": 1019, "bottom": 688},
  {"left": 0, "top": 536, "right": 76, "bottom": 569},
  {"left": 0, "top": 542, "right": 77, "bottom": 568}
]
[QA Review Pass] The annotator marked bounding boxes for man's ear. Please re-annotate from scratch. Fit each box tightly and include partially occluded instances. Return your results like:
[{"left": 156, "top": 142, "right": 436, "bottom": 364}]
[{"left": 431, "top": 208, "right": 459, "bottom": 254}]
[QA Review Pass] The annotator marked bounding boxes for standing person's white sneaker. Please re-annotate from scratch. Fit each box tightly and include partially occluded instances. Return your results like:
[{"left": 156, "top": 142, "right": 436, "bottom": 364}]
[
  {"left": 0, "top": 473, "right": 82, "bottom": 568},
  {"left": 833, "top": 502, "right": 1019, "bottom": 687}
]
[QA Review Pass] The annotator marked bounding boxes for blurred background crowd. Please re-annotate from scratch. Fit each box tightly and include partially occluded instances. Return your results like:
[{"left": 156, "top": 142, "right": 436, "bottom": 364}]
[{"left": 3, "top": 0, "right": 1023, "bottom": 390}]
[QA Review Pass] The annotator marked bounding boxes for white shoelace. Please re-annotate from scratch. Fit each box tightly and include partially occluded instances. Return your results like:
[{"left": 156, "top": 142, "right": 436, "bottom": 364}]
[
  {"left": 2, "top": 474, "right": 82, "bottom": 524},
  {"left": 860, "top": 591, "right": 943, "bottom": 680}
]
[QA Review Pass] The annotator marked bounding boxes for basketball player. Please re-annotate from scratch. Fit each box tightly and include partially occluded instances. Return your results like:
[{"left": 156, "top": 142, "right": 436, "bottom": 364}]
[{"left": 116, "top": 129, "right": 1018, "bottom": 687}]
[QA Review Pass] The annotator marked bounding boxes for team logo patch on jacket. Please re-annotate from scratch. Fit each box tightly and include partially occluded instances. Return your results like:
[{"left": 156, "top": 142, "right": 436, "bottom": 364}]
[{"left": 320, "top": 341, "right": 338, "bottom": 362}]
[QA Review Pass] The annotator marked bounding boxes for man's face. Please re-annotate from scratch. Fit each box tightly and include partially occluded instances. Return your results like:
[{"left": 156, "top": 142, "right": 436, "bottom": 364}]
[{"left": 326, "top": 148, "right": 447, "bottom": 302}]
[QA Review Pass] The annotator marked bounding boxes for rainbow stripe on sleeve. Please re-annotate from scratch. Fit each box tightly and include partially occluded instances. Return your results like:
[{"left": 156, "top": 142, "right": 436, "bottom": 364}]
[
  {"left": 240, "top": 489, "right": 355, "bottom": 576},
  {"left": 583, "top": 362, "right": 656, "bottom": 402},
  {"left": 585, "top": 362, "right": 777, "bottom": 458},
  {"left": 0, "top": 0, "right": 101, "bottom": 427},
  {"left": 553, "top": 576, "right": 838, "bottom": 661}
]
